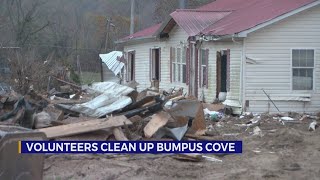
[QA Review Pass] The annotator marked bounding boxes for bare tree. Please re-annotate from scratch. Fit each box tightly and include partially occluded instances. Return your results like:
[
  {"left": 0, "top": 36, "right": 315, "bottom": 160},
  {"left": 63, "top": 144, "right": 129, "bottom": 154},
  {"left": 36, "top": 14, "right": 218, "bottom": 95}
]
[{"left": 5, "top": 0, "right": 50, "bottom": 47}]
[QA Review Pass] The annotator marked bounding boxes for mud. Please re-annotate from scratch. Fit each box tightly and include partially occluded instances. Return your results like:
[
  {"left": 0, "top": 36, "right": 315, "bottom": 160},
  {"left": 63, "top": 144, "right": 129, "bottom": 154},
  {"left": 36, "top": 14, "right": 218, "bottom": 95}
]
[{"left": 44, "top": 115, "right": 320, "bottom": 180}]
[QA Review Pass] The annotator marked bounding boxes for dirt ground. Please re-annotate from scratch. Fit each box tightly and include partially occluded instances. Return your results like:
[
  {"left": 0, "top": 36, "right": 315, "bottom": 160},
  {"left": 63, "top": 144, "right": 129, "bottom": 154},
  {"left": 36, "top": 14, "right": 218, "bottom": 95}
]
[{"left": 43, "top": 114, "right": 320, "bottom": 180}]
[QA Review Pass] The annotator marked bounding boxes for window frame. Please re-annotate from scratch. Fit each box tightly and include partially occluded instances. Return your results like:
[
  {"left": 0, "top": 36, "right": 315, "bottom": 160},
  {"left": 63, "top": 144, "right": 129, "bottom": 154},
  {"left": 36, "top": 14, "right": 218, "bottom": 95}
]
[
  {"left": 290, "top": 48, "right": 315, "bottom": 91},
  {"left": 172, "top": 47, "right": 187, "bottom": 84},
  {"left": 127, "top": 50, "right": 135, "bottom": 82},
  {"left": 199, "top": 48, "right": 209, "bottom": 88}
]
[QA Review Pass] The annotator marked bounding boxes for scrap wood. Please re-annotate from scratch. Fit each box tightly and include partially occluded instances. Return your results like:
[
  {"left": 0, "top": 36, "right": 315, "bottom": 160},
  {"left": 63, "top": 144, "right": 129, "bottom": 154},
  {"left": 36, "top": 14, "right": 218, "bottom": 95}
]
[
  {"left": 141, "top": 100, "right": 156, "bottom": 107},
  {"left": 168, "top": 95, "right": 185, "bottom": 102},
  {"left": 38, "top": 115, "right": 132, "bottom": 139},
  {"left": 113, "top": 127, "right": 128, "bottom": 141},
  {"left": 128, "top": 115, "right": 142, "bottom": 123},
  {"left": 56, "top": 130, "right": 112, "bottom": 141},
  {"left": 190, "top": 103, "right": 206, "bottom": 135},
  {"left": 144, "top": 112, "right": 171, "bottom": 138},
  {"left": 166, "top": 116, "right": 189, "bottom": 128}
]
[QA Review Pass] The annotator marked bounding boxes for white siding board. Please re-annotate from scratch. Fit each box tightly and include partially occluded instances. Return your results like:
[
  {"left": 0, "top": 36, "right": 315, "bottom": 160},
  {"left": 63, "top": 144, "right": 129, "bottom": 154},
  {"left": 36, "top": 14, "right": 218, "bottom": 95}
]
[
  {"left": 124, "top": 41, "right": 162, "bottom": 92},
  {"left": 244, "top": 5, "right": 320, "bottom": 113},
  {"left": 160, "top": 26, "right": 189, "bottom": 94}
]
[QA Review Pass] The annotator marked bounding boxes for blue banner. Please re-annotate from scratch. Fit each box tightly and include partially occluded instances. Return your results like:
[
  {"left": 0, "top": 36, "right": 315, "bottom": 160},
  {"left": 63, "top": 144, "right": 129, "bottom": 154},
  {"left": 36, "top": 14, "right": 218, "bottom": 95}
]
[{"left": 19, "top": 141, "right": 242, "bottom": 154}]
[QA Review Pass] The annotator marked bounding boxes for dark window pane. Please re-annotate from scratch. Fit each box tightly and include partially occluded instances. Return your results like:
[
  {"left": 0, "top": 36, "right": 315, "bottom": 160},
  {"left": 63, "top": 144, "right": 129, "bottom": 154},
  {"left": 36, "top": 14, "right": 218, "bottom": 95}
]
[
  {"left": 182, "top": 65, "right": 186, "bottom": 83},
  {"left": 182, "top": 48, "right": 186, "bottom": 63},
  {"left": 306, "top": 50, "right": 314, "bottom": 67},
  {"left": 202, "top": 66, "right": 207, "bottom": 86},
  {"left": 292, "top": 50, "right": 299, "bottom": 67},
  {"left": 201, "top": 49, "right": 206, "bottom": 65},
  {"left": 173, "top": 63, "right": 176, "bottom": 82},
  {"left": 293, "top": 69, "right": 299, "bottom": 76},
  {"left": 292, "top": 68, "right": 313, "bottom": 90},
  {"left": 299, "top": 50, "right": 307, "bottom": 67},
  {"left": 177, "top": 48, "right": 181, "bottom": 63},
  {"left": 178, "top": 64, "right": 181, "bottom": 82}
]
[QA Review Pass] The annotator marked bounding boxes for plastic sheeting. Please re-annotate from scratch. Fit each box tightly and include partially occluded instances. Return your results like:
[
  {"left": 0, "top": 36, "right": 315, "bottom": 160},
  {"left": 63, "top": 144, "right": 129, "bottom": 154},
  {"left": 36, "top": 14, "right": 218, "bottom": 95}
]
[{"left": 58, "top": 82, "right": 134, "bottom": 118}]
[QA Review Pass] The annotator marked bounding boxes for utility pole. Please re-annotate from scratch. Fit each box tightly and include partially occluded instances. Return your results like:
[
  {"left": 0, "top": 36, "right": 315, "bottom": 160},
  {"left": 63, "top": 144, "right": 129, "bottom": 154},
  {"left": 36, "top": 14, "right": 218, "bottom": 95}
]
[
  {"left": 104, "top": 18, "right": 112, "bottom": 53},
  {"left": 130, "top": 0, "right": 135, "bottom": 34},
  {"left": 102, "top": 17, "right": 112, "bottom": 82}
]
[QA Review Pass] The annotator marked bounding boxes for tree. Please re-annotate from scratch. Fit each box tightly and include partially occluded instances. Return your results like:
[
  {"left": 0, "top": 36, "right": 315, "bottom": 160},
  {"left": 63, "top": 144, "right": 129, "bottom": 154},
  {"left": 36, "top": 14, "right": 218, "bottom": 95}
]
[{"left": 5, "top": 0, "right": 50, "bottom": 47}]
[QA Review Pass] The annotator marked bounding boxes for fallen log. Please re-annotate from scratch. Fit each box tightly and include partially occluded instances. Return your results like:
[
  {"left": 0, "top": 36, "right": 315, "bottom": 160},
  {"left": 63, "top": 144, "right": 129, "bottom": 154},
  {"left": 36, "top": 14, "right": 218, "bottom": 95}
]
[{"left": 38, "top": 115, "right": 132, "bottom": 139}]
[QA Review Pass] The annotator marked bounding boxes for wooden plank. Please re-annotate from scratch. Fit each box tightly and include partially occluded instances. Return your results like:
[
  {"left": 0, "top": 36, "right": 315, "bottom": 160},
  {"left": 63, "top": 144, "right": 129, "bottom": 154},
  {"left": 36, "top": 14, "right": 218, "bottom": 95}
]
[
  {"left": 38, "top": 115, "right": 132, "bottom": 139},
  {"left": 144, "top": 112, "right": 171, "bottom": 138},
  {"left": 113, "top": 127, "right": 128, "bottom": 141},
  {"left": 190, "top": 103, "right": 206, "bottom": 135}
]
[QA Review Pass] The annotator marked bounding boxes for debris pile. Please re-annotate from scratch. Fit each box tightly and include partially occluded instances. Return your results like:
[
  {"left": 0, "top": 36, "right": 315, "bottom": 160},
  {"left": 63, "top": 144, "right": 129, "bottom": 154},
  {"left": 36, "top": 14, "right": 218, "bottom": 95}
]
[{"left": 1, "top": 80, "right": 319, "bottom": 164}]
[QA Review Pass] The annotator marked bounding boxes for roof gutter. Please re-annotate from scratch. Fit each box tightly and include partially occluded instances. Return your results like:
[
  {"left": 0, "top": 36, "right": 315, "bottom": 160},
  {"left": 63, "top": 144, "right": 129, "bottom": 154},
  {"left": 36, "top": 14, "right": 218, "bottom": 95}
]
[
  {"left": 195, "top": 34, "right": 238, "bottom": 41},
  {"left": 115, "top": 36, "right": 157, "bottom": 45}
]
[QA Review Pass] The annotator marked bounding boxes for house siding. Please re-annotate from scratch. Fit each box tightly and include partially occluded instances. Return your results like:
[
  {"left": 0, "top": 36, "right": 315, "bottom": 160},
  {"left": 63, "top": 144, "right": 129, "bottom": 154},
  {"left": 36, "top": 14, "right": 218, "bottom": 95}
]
[
  {"left": 123, "top": 26, "right": 190, "bottom": 93},
  {"left": 124, "top": 41, "right": 162, "bottom": 91},
  {"left": 201, "top": 41, "right": 243, "bottom": 104},
  {"left": 244, "top": 5, "right": 320, "bottom": 113},
  {"left": 160, "top": 26, "right": 190, "bottom": 94}
]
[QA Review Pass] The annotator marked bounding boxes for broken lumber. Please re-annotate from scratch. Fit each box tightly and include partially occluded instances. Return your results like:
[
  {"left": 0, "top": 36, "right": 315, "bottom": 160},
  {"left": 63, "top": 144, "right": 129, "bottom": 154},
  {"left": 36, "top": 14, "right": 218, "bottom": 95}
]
[
  {"left": 113, "top": 127, "right": 128, "bottom": 141},
  {"left": 144, "top": 112, "right": 171, "bottom": 138},
  {"left": 38, "top": 115, "right": 132, "bottom": 139},
  {"left": 190, "top": 103, "right": 206, "bottom": 135}
]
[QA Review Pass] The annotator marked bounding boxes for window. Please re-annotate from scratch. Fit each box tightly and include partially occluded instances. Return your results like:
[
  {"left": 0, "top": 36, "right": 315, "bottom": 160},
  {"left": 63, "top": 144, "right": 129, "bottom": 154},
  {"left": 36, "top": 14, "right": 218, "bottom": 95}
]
[
  {"left": 292, "top": 49, "right": 314, "bottom": 90},
  {"left": 200, "top": 49, "right": 208, "bottom": 87},
  {"left": 172, "top": 47, "right": 187, "bottom": 83},
  {"left": 127, "top": 51, "right": 135, "bottom": 81},
  {"left": 151, "top": 48, "right": 161, "bottom": 81}
]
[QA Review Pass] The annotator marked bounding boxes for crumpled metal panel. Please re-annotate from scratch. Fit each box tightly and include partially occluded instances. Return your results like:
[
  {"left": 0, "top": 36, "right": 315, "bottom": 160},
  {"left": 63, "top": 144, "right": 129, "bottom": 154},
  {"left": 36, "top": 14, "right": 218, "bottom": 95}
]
[
  {"left": 88, "top": 82, "right": 134, "bottom": 95},
  {"left": 58, "top": 82, "right": 135, "bottom": 118},
  {"left": 58, "top": 96, "right": 133, "bottom": 118},
  {"left": 0, "top": 129, "right": 46, "bottom": 180},
  {"left": 99, "top": 51, "right": 124, "bottom": 76}
]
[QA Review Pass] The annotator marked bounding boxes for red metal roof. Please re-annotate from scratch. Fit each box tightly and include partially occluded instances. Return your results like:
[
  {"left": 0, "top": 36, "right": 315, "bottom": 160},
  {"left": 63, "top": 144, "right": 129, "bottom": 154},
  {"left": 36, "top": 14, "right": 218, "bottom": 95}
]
[
  {"left": 170, "top": 10, "right": 231, "bottom": 36},
  {"left": 119, "top": 0, "right": 317, "bottom": 42},
  {"left": 120, "top": 23, "right": 162, "bottom": 41},
  {"left": 199, "top": 0, "right": 316, "bottom": 35}
]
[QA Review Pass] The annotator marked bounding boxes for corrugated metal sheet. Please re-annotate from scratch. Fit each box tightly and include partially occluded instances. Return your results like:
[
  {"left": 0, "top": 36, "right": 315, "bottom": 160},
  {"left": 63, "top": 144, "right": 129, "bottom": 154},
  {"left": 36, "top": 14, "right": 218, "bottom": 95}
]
[
  {"left": 170, "top": 10, "right": 231, "bottom": 36},
  {"left": 57, "top": 82, "right": 134, "bottom": 118},
  {"left": 199, "top": 0, "right": 316, "bottom": 35},
  {"left": 99, "top": 51, "right": 124, "bottom": 76}
]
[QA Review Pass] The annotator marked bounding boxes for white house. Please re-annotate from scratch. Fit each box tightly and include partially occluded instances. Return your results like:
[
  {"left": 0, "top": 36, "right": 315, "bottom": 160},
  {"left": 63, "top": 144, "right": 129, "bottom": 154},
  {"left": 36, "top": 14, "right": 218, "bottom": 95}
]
[{"left": 116, "top": 0, "right": 320, "bottom": 114}]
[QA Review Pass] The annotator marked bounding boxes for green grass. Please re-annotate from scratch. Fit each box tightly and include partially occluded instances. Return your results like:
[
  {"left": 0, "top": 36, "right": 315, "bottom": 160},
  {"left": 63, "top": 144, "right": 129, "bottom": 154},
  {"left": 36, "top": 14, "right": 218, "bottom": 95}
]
[{"left": 80, "top": 72, "right": 101, "bottom": 85}]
